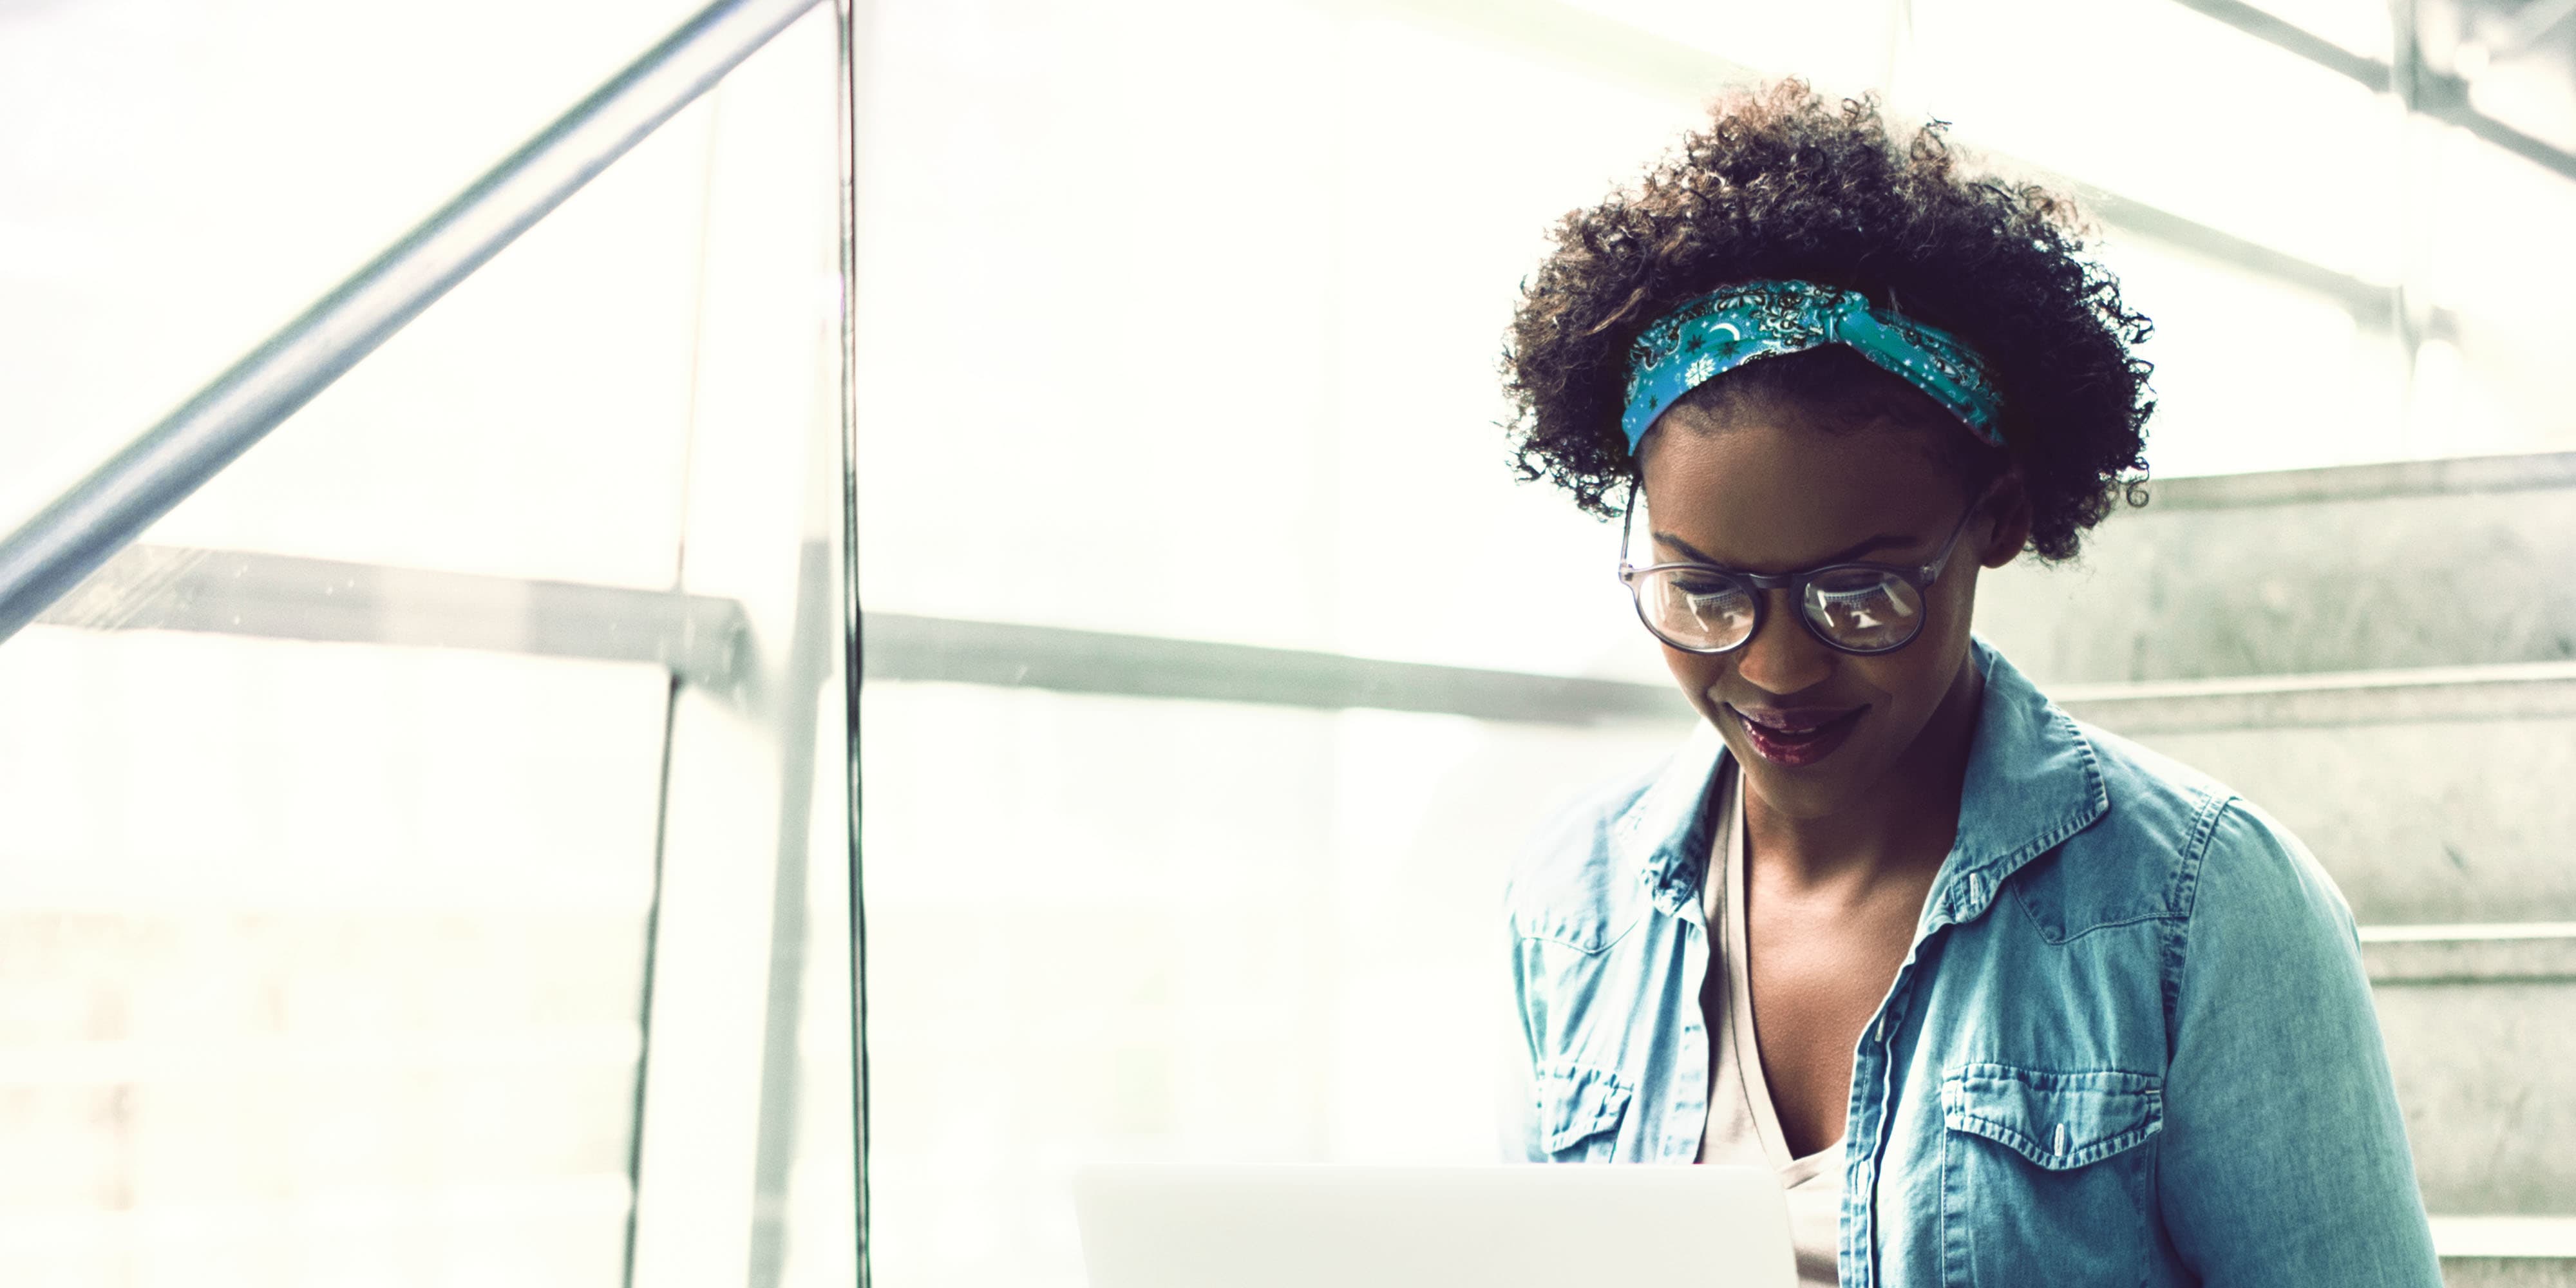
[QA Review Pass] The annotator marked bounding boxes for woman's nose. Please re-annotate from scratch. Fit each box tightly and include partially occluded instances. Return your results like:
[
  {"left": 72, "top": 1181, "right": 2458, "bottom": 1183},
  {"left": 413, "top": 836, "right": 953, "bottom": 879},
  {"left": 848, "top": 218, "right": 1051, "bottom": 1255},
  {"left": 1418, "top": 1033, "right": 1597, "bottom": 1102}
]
[{"left": 1732, "top": 589, "right": 1834, "bottom": 696}]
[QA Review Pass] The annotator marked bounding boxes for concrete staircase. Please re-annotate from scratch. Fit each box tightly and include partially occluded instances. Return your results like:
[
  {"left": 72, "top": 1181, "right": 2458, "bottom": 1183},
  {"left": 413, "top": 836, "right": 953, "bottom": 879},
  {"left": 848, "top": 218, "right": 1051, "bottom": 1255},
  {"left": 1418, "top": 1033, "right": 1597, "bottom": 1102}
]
[{"left": 1979, "top": 450, "right": 2576, "bottom": 1287}]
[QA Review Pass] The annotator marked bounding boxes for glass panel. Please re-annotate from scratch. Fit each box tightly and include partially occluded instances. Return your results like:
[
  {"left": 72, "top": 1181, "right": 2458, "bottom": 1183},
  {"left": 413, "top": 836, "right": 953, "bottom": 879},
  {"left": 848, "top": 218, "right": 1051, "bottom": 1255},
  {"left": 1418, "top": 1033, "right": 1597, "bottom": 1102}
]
[
  {"left": 2405, "top": 111, "right": 2576, "bottom": 461},
  {"left": 1912, "top": 0, "right": 2401, "bottom": 283},
  {"left": 855, "top": 8, "right": 1690, "bottom": 1287},
  {"left": 856, "top": 0, "right": 1676, "bottom": 678},
  {"left": 0, "top": 0, "right": 710, "bottom": 573},
  {"left": 2102, "top": 233, "right": 2411, "bottom": 477},
  {"left": 0, "top": 3, "right": 854, "bottom": 1285},
  {"left": 860, "top": 685, "right": 1685, "bottom": 1287},
  {"left": 0, "top": 631, "right": 665, "bottom": 1285},
  {"left": 2450, "top": 0, "right": 2576, "bottom": 151},
  {"left": 1559, "top": 0, "right": 1904, "bottom": 93},
  {"left": 2237, "top": 0, "right": 2397, "bottom": 61}
]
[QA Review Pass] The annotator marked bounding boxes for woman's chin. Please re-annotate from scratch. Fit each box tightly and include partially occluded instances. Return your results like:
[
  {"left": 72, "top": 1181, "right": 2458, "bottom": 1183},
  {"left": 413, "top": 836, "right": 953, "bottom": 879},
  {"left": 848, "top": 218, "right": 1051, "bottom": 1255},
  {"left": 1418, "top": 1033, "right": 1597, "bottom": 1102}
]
[{"left": 1724, "top": 730, "right": 1882, "bottom": 817}]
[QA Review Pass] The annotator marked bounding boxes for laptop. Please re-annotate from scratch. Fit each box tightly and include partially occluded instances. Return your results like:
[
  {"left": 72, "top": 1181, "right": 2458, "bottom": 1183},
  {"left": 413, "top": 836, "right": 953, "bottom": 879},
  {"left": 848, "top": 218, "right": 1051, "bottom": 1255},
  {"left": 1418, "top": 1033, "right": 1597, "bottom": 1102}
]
[{"left": 1073, "top": 1163, "right": 1795, "bottom": 1288}]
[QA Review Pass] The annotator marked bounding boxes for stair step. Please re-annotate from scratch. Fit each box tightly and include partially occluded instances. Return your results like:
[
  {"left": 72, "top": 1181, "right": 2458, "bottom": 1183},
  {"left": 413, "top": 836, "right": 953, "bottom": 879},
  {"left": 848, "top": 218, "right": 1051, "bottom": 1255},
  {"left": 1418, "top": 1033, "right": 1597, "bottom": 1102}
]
[
  {"left": 2358, "top": 927, "right": 2576, "bottom": 1215},
  {"left": 2434, "top": 1215, "right": 2576, "bottom": 1259},
  {"left": 1976, "top": 450, "right": 2576, "bottom": 683},
  {"left": 2441, "top": 1266, "right": 2576, "bottom": 1287},
  {"left": 2364, "top": 923, "right": 2576, "bottom": 985},
  {"left": 2056, "top": 667, "right": 2576, "bottom": 925},
  {"left": 2436, "top": 1217, "right": 2576, "bottom": 1287},
  {"left": 2052, "top": 662, "right": 2576, "bottom": 734},
  {"left": 2432, "top": 1221, "right": 2576, "bottom": 1283}
]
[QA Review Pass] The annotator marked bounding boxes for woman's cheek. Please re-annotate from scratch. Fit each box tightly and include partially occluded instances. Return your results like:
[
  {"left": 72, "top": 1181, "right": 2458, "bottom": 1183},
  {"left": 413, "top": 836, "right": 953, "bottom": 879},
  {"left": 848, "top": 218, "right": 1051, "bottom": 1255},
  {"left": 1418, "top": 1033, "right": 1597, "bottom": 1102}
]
[{"left": 1660, "top": 648, "right": 1727, "bottom": 714}]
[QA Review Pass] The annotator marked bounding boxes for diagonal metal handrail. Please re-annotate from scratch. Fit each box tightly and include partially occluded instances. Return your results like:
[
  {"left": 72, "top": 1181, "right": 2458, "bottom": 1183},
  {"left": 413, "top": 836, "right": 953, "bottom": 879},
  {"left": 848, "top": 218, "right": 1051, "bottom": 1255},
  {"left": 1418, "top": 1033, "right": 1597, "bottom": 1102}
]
[
  {"left": 2167, "top": 0, "right": 2576, "bottom": 185},
  {"left": 0, "top": 0, "right": 824, "bottom": 646}
]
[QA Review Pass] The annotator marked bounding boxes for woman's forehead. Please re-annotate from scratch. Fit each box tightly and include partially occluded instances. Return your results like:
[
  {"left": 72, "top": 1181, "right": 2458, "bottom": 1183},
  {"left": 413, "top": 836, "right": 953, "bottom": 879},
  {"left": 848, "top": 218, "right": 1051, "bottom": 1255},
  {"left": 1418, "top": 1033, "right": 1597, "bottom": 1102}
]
[{"left": 1639, "top": 416, "right": 1964, "bottom": 567}]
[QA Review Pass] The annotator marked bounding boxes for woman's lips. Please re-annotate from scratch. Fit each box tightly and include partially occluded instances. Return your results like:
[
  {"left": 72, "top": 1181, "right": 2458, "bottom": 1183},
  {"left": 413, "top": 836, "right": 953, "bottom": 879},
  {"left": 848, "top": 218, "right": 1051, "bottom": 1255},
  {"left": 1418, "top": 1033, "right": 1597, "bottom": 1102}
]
[{"left": 1727, "top": 703, "right": 1866, "bottom": 768}]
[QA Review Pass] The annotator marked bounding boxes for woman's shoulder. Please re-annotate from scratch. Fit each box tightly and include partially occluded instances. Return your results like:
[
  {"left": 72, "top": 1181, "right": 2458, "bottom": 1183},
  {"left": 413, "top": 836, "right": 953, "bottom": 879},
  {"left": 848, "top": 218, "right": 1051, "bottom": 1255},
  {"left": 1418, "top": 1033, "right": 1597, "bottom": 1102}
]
[{"left": 2047, "top": 717, "right": 2356, "bottom": 943}]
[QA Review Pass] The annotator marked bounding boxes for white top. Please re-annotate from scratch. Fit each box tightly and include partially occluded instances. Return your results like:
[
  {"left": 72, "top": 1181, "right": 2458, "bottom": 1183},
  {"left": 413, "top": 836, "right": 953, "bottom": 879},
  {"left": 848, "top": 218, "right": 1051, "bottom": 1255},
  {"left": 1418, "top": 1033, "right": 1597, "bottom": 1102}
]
[{"left": 1698, "top": 764, "right": 1845, "bottom": 1287}]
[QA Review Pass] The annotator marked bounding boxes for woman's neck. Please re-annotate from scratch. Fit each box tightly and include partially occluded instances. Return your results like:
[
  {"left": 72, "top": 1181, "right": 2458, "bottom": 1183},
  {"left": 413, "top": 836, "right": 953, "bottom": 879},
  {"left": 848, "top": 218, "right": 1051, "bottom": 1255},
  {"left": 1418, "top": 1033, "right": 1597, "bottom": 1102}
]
[{"left": 1743, "top": 658, "right": 1985, "bottom": 895}]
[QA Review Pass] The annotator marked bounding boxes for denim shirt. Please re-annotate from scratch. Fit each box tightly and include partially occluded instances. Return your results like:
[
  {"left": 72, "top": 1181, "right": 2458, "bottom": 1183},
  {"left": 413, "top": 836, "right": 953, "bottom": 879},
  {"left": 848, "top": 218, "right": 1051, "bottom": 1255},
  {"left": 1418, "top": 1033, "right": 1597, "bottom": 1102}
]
[{"left": 1501, "top": 640, "right": 2441, "bottom": 1287}]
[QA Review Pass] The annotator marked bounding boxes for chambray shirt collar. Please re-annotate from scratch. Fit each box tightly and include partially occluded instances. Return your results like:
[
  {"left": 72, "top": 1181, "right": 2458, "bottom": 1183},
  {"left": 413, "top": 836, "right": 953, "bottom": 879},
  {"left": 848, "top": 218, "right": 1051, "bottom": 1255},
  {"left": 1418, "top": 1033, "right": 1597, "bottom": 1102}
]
[
  {"left": 1928, "top": 638, "right": 2110, "bottom": 929},
  {"left": 1611, "top": 637, "right": 2108, "bottom": 925},
  {"left": 1616, "top": 722, "right": 1728, "bottom": 917}
]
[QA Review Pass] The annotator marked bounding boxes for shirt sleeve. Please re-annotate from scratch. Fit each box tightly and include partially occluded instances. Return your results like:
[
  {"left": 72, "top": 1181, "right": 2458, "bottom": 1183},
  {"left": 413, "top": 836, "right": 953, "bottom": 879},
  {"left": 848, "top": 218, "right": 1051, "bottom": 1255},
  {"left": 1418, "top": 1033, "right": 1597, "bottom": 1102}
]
[
  {"left": 1498, "top": 908, "right": 1542, "bottom": 1163},
  {"left": 2155, "top": 799, "right": 2443, "bottom": 1287}
]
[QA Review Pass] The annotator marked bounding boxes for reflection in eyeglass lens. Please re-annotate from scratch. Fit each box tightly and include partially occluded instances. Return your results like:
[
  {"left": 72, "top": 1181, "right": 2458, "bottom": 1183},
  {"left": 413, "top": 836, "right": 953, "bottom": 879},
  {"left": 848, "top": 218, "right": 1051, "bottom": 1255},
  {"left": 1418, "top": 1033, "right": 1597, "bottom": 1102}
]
[
  {"left": 1806, "top": 573, "right": 1918, "bottom": 647},
  {"left": 1665, "top": 574, "right": 1757, "bottom": 645}
]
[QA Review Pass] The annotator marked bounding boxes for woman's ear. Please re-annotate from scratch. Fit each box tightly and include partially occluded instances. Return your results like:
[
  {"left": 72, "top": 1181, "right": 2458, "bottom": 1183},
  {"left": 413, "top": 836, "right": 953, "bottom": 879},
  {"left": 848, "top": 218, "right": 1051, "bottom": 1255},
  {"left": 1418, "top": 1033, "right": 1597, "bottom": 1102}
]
[{"left": 1979, "top": 472, "right": 2032, "bottom": 568}]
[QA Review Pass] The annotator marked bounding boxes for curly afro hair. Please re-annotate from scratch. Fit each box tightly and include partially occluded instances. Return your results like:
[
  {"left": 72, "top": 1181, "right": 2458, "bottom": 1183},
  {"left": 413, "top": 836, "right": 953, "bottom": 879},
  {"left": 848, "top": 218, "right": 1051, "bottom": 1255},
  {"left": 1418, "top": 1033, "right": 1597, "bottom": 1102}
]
[{"left": 1502, "top": 81, "right": 2154, "bottom": 562}]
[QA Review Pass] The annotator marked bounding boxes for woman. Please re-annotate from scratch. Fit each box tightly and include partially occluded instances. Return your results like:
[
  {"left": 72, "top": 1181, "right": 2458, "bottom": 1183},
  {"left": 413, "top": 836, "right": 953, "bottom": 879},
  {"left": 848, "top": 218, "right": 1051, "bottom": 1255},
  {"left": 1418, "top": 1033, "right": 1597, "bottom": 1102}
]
[{"left": 1497, "top": 84, "right": 2439, "bottom": 1287}]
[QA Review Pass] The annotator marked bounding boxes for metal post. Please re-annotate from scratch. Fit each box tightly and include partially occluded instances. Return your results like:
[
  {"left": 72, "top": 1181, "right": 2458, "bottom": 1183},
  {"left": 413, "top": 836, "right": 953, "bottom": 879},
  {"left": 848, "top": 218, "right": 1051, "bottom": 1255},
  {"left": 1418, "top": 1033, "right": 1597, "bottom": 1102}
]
[
  {"left": 834, "top": 2, "right": 875, "bottom": 1283},
  {"left": 0, "top": 0, "right": 823, "bottom": 645}
]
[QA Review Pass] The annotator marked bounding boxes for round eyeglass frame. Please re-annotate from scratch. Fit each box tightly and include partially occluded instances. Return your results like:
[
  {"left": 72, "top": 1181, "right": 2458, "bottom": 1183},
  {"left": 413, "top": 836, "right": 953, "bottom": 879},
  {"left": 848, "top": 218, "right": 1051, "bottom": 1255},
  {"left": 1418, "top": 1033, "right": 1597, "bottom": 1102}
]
[{"left": 1615, "top": 481, "right": 1992, "bottom": 657}]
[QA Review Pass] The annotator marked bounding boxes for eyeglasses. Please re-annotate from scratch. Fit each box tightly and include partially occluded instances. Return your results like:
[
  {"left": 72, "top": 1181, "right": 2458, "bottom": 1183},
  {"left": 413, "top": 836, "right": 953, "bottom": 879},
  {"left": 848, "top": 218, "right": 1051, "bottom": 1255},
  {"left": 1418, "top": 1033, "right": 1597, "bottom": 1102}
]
[{"left": 1616, "top": 484, "right": 1989, "bottom": 656}]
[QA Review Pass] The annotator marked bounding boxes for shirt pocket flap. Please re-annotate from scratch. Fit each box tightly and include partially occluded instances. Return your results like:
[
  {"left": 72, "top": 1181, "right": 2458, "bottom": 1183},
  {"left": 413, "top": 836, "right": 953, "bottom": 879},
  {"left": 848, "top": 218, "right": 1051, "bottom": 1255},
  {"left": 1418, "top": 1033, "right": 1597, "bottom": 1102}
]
[
  {"left": 1941, "top": 1063, "right": 2162, "bottom": 1171},
  {"left": 1537, "top": 1061, "right": 1633, "bottom": 1154}
]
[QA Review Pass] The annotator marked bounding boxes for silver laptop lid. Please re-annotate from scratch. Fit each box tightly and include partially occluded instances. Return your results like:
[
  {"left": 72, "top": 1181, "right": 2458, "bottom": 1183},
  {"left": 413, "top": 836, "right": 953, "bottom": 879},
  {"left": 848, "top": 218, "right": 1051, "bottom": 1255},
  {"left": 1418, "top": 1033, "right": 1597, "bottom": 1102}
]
[{"left": 1074, "top": 1163, "right": 1795, "bottom": 1288}]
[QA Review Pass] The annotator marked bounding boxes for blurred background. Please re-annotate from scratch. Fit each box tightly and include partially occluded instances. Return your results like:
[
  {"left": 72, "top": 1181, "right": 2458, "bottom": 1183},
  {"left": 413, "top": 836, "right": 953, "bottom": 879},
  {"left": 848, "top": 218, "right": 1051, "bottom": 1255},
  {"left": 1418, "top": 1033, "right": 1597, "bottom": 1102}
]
[{"left": 3, "top": 0, "right": 2571, "bottom": 1285}]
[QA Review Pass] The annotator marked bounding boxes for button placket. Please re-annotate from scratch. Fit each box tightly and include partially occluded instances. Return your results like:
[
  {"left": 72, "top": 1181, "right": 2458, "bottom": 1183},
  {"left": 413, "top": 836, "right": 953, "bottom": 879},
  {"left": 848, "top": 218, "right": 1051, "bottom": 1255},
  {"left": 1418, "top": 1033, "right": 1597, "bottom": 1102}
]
[
  {"left": 1854, "top": 971, "right": 1918, "bottom": 1288},
  {"left": 1671, "top": 895, "right": 1714, "bottom": 1162}
]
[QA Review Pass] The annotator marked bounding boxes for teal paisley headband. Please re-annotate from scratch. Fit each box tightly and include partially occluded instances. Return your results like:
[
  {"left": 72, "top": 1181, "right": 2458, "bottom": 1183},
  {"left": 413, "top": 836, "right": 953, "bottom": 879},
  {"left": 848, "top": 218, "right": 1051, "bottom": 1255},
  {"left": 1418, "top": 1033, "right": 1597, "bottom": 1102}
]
[{"left": 1620, "top": 279, "right": 2007, "bottom": 451}]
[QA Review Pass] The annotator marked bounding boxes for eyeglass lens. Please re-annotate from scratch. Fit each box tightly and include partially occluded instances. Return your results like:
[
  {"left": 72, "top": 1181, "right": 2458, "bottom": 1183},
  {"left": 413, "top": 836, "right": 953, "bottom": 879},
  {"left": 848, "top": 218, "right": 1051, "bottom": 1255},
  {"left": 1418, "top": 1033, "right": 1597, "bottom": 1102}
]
[{"left": 1635, "top": 565, "right": 1925, "bottom": 653}]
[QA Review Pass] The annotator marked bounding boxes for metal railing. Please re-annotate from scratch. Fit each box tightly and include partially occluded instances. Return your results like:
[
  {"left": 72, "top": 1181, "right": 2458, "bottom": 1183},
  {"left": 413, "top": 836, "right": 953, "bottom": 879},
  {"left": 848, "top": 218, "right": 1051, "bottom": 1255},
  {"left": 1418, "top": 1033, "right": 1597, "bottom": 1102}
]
[
  {"left": 2171, "top": 0, "right": 2576, "bottom": 185},
  {"left": 0, "top": 0, "right": 823, "bottom": 645}
]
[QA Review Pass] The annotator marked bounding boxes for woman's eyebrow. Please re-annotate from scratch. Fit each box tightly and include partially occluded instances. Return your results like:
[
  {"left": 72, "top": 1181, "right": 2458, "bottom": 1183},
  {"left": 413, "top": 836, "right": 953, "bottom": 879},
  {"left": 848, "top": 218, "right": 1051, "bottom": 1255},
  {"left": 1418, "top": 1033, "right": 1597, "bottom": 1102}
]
[{"left": 1652, "top": 529, "right": 1918, "bottom": 568}]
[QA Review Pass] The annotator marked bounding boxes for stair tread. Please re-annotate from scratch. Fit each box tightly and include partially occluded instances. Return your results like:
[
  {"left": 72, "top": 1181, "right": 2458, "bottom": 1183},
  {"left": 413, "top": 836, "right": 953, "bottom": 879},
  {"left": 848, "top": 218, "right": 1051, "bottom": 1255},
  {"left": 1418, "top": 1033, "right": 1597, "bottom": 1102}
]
[
  {"left": 2055, "top": 661, "right": 2576, "bottom": 702},
  {"left": 2053, "top": 663, "right": 2576, "bottom": 734},
  {"left": 2362, "top": 926, "right": 2576, "bottom": 985},
  {"left": 2146, "top": 450, "right": 2576, "bottom": 510},
  {"left": 2363, "top": 923, "right": 2576, "bottom": 943},
  {"left": 2432, "top": 1215, "right": 2576, "bottom": 1259}
]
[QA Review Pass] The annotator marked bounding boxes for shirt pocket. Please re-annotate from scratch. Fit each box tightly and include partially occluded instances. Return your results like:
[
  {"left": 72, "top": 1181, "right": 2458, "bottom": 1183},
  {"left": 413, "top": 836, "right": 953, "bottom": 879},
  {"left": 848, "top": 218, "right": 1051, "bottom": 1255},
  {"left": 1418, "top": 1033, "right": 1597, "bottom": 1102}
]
[
  {"left": 1535, "top": 1061, "right": 1632, "bottom": 1164},
  {"left": 1938, "top": 1063, "right": 2162, "bottom": 1287}
]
